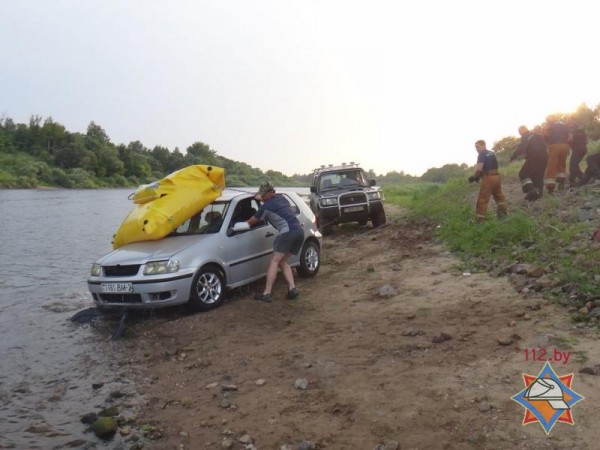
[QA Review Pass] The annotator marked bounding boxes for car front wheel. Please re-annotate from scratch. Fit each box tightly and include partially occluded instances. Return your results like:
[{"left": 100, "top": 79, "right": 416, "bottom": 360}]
[
  {"left": 188, "top": 266, "right": 225, "bottom": 312},
  {"left": 297, "top": 240, "right": 320, "bottom": 277}
]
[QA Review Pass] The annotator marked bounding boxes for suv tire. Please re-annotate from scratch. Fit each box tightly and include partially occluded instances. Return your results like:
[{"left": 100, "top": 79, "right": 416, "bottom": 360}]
[
  {"left": 371, "top": 208, "right": 387, "bottom": 228},
  {"left": 318, "top": 212, "right": 334, "bottom": 235}
]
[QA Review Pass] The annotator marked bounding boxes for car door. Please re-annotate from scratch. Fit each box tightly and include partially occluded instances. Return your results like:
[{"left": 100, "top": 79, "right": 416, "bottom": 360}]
[
  {"left": 277, "top": 193, "right": 306, "bottom": 266},
  {"left": 224, "top": 198, "right": 276, "bottom": 286}
]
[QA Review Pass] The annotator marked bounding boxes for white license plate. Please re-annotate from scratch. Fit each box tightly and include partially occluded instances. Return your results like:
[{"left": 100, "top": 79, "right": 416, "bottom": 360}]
[
  {"left": 345, "top": 206, "right": 364, "bottom": 212},
  {"left": 101, "top": 283, "right": 133, "bottom": 293}
]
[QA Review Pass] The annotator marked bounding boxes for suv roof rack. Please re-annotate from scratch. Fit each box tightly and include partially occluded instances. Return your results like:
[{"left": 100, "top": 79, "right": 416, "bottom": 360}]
[{"left": 312, "top": 162, "right": 361, "bottom": 174}]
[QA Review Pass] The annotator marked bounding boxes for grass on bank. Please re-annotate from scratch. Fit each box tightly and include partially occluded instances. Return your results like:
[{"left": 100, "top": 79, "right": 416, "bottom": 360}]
[{"left": 383, "top": 177, "right": 600, "bottom": 303}]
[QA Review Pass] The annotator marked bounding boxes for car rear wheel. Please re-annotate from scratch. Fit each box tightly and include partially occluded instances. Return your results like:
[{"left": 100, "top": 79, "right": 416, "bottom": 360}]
[
  {"left": 297, "top": 240, "right": 320, "bottom": 277},
  {"left": 188, "top": 266, "right": 225, "bottom": 312}
]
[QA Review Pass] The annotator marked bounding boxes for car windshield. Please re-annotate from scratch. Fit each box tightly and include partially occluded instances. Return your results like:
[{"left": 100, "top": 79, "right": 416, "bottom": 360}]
[
  {"left": 319, "top": 170, "right": 367, "bottom": 190},
  {"left": 171, "top": 202, "right": 229, "bottom": 235}
]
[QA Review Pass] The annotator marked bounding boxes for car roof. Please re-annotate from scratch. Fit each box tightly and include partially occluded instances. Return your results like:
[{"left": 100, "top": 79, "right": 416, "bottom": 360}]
[
  {"left": 214, "top": 189, "right": 254, "bottom": 202},
  {"left": 214, "top": 189, "right": 306, "bottom": 204}
]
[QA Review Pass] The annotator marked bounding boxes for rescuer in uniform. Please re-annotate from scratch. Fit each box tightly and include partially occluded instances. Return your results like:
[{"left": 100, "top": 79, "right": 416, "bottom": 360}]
[
  {"left": 469, "top": 140, "right": 507, "bottom": 222},
  {"left": 509, "top": 125, "right": 548, "bottom": 201}
]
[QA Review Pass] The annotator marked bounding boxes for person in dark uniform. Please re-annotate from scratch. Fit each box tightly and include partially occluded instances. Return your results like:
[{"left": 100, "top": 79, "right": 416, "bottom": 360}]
[
  {"left": 577, "top": 153, "right": 600, "bottom": 186},
  {"left": 567, "top": 118, "right": 588, "bottom": 186},
  {"left": 469, "top": 140, "right": 507, "bottom": 222},
  {"left": 510, "top": 125, "right": 548, "bottom": 201},
  {"left": 247, "top": 181, "right": 304, "bottom": 303}
]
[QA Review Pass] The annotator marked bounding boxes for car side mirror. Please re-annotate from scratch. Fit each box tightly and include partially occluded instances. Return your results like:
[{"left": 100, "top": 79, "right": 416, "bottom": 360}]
[
  {"left": 232, "top": 222, "right": 251, "bottom": 233},
  {"left": 310, "top": 186, "right": 317, "bottom": 193},
  {"left": 369, "top": 179, "right": 376, "bottom": 186}
]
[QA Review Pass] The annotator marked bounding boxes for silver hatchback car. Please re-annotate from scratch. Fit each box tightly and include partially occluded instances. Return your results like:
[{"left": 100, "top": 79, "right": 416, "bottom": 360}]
[{"left": 88, "top": 190, "right": 322, "bottom": 312}]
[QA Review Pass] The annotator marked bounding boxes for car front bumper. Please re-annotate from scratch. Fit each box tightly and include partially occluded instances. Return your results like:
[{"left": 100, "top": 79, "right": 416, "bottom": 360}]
[{"left": 87, "top": 272, "right": 195, "bottom": 310}]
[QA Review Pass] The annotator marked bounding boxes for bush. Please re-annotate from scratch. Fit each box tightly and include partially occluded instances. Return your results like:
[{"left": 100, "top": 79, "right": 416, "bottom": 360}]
[
  {"left": 67, "top": 168, "right": 97, "bottom": 188},
  {"left": 0, "top": 169, "right": 17, "bottom": 187},
  {"left": 50, "top": 168, "right": 72, "bottom": 187},
  {"left": 109, "top": 174, "right": 130, "bottom": 187},
  {"left": 16, "top": 175, "right": 37, "bottom": 188}
]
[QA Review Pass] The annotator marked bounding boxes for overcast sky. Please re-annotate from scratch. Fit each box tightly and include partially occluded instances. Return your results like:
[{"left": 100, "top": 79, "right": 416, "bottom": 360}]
[{"left": 2, "top": 0, "right": 599, "bottom": 176}]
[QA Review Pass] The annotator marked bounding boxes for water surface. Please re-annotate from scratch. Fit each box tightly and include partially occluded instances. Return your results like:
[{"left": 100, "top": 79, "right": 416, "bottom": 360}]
[{"left": 0, "top": 189, "right": 136, "bottom": 449}]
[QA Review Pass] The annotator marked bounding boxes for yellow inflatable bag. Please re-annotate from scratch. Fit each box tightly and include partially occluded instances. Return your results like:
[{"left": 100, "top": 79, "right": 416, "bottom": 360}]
[
  {"left": 112, "top": 165, "right": 225, "bottom": 249},
  {"left": 130, "top": 182, "right": 161, "bottom": 204}
]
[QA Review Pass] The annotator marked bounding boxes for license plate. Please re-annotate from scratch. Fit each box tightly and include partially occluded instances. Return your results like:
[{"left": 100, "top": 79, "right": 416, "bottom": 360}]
[
  {"left": 101, "top": 283, "right": 133, "bottom": 293},
  {"left": 344, "top": 206, "right": 364, "bottom": 212}
]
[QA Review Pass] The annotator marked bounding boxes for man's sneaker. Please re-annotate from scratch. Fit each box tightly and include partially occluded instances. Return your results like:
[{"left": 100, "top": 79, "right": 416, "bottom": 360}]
[
  {"left": 286, "top": 288, "right": 299, "bottom": 300},
  {"left": 254, "top": 293, "right": 273, "bottom": 303}
]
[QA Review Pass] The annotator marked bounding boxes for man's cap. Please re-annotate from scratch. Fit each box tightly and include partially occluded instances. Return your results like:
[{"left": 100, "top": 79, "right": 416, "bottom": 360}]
[
  {"left": 525, "top": 378, "right": 570, "bottom": 410},
  {"left": 257, "top": 181, "right": 275, "bottom": 196}
]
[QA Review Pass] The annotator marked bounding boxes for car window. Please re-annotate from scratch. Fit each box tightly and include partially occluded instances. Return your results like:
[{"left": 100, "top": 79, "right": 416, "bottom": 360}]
[
  {"left": 172, "top": 202, "right": 229, "bottom": 235},
  {"left": 229, "top": 195, "right": 301, "bottom": 234},
  {"left": 280, "top": 194, "right": 300, "bottom": 215},
  {"left": 229, "top": 197, "right": 261, "bottom": 228}
]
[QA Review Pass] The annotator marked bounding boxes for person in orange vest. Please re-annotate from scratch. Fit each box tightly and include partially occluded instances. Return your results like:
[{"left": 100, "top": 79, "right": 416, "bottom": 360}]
[
  {"left": 469, "top": 140, "right": 508, "bottom": 222},
  {"left": 542, "top": 115, "right": 571, "bottom": 193}
]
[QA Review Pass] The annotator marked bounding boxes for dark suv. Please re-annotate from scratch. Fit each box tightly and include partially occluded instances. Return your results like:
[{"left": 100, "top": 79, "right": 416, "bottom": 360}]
[{"left": 309, "top": 163, "right": 386, "bottom": 234}]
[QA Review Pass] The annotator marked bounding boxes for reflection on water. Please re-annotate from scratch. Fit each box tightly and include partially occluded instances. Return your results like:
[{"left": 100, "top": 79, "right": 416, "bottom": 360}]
[{"left": 0, "top": 186, "right": 309, "bottom": 448}]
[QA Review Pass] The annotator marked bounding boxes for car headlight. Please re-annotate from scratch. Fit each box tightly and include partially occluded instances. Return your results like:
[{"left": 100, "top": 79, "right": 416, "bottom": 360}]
[
  {"left": 91, "top": 263, "right": 102, "bottom": 277},
  {"left": 367, "top": 191, "right": 382, "bottom": 200},
  {"left": 144, "top": 260, "right": 180, "bottom": 275},
  {"left": 320, "top": 197, "right": 338, "bottom": 207}
]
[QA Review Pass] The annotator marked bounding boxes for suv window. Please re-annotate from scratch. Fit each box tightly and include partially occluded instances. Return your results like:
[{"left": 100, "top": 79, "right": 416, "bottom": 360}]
[{"left": 319, "top": 170, "right": 367, "bottom": 191}]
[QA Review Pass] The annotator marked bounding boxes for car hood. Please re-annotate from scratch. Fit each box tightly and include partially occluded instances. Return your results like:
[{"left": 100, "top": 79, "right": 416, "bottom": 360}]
[{"left": 97, "top": 235, "right": 204, "bottom": 265}]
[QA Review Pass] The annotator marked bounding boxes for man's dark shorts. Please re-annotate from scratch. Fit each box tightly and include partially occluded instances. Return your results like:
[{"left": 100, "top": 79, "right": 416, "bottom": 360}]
[{"left": 274, "top": 229, "right": 304, "bottom": 255}]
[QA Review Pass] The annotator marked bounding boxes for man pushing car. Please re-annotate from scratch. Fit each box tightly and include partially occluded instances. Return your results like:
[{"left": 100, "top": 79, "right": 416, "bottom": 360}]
[{"left": 246, "top": 181, "right": 303, "bottom": 303}]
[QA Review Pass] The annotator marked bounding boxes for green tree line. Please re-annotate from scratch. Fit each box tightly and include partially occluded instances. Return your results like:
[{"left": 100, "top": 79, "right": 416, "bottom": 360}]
[
  {"left": 1, "top": 102, "right": 599, "bottom": 188},
  {"left": 0, "top": 116, "right": 312, "bottom": 188},
  {"left": 0, "top": 115, "right": 421, "bottom": 189}
]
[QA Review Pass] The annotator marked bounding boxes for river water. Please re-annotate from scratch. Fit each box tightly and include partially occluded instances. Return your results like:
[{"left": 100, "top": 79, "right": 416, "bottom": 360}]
[
  {"left": 0, "top": 189, "right": 140, "bottom": 449},
  {"left": 0, "top": 186, "right": 308, "bottom": 449}
]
